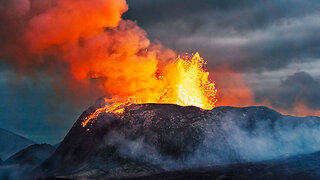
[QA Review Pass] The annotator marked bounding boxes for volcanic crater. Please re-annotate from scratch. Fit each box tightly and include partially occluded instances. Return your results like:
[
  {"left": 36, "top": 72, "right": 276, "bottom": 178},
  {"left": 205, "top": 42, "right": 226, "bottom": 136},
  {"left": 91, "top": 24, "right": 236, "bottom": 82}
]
[{"left": 32, "top": 98, "right": 320, "bottom": 179}]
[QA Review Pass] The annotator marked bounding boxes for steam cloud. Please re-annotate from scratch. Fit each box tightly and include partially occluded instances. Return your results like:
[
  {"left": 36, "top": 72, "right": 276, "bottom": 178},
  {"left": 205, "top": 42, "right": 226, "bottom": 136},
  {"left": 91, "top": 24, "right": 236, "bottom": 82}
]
[{"left": 104, "top": 110, "right": 320, "bottom": 169}]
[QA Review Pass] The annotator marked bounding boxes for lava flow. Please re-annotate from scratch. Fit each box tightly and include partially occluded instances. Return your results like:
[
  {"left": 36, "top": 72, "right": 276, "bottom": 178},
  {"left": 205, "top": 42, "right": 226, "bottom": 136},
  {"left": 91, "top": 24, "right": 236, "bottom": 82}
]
[{"left": 82, "top": 53, "right": 217, "bottom": 127}]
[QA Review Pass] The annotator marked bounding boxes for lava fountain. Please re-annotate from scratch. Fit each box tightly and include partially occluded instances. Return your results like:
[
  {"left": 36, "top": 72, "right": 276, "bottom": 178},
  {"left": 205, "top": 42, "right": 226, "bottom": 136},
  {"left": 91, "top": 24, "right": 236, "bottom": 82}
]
[
  {"left": 82, "top": 53, "right": 217, "bottom": 127},
  {"left": 0, "top": 0, "right": 219, "bottom": 127}
]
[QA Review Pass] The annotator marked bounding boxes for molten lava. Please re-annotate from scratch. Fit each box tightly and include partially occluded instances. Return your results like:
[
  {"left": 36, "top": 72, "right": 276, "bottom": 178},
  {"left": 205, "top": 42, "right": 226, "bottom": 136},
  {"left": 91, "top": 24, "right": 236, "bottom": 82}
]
[
  {"left": 0, "top": 0, "right": 219, "bottom": 128},
  {"left": 82, "top": 53, "right": 217, "bottom": 127}
]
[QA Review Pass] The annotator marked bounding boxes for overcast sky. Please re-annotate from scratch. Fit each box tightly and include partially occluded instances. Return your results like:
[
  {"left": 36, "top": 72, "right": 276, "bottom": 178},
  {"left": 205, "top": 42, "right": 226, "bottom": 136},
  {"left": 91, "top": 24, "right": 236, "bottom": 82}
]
[
  {"left": 124, "top": 0, "right": 320, "bottom": 113},
  {"left": 1, "top": 0, "right": 320, "bottom": 144}
]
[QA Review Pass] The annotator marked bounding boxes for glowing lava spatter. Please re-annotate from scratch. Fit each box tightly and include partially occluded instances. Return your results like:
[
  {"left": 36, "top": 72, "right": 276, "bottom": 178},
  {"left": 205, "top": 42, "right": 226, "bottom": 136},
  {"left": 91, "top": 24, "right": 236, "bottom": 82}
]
[
  {"left": 175, "top": 53, "right": 217, "bottom": 109},
  {"left": 82, "top": 53, "right": 217, "bottom": 127},
  {"left": 81, "top": 100, "right": 131, "bottom": 127}
]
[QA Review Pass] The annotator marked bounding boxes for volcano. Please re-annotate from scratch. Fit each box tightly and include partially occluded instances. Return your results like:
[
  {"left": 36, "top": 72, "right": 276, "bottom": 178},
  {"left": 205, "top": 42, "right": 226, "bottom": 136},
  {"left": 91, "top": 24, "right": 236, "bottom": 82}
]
[{"left": 31, "top": 98, "right": 320, "bottom": 179}]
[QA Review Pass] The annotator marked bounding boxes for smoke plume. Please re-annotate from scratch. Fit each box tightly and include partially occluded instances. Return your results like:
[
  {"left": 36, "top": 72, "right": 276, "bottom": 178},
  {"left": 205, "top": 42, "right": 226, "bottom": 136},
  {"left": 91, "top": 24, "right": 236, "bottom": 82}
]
[
  {"left": 1, "top": 0, "right": 319, "bottom": 119},
  {"left": 0, "top": 0, "right": 177, "bottom": 102}
]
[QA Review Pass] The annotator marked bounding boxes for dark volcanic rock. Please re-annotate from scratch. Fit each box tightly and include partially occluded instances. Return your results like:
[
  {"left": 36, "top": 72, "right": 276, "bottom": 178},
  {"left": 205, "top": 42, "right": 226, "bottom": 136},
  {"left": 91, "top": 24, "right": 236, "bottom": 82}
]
[
  {"left": 36, "top": 103, "right": 213, "bottom": 178},
  {"left": 5, "top": 143, "right": 55, "bottom": 166},
  {"left": 0, "top": 158, "right": 3, "bottom": 165},
  {"left": 128, "top": 151, "right": 320, "bottom": 180},
  {"left": 33, "top": 100, "right": 320, "bottom": 179}
]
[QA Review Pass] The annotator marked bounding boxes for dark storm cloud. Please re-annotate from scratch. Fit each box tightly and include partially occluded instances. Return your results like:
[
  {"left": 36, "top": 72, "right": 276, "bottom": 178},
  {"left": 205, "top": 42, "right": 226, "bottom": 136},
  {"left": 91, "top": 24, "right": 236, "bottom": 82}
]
[
  {"left": 125, "top": 0, "right": 320, "bottom": 72},
  {"left": 125, "top": 0, "right": 255, "bottom": 27},
  {"left": 256, "top": 71, "right": 320, "bottom": 111},
  {"left": 125, "top": 0, "right": 320, "bottom": 113},
  {"left": 125, "top": 0, "right": 320, "bottom": 30}
]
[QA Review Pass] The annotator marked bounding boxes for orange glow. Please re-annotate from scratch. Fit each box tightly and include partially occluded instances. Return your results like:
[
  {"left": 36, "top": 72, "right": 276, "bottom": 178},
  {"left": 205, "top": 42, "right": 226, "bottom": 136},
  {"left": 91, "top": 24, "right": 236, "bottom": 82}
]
[
  {"left": 214, "top": 67, "right": 254, "bottom": 107},
  {"left": 3, "top": 0, "right": 319, "bottom": 126},
  {"left": 174, "top": 53, "right": 217, "bottom": 109},
  {"left": 81, "top": 53, "right": 217, "bottom": 127},
  {"left": 82, "top": 100, "right": 131, "bottom": 127}
]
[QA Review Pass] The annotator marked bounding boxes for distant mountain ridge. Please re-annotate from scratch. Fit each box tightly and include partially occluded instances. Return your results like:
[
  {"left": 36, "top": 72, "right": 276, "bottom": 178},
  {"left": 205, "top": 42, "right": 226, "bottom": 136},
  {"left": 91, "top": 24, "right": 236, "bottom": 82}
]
[
  {"left": 5, "top": 143, "right": 55, "bottom": 166},
  {"left": 0, "top": 128, "right": 35, "bottom": 160},
  {"left": 0, "top": 143, "right": 56, "bottom": 180}
]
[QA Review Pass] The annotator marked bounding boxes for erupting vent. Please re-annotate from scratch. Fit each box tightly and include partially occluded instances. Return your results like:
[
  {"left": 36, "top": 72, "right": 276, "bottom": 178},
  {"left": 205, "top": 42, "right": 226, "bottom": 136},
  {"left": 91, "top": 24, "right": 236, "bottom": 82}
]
[{"left": 82, "top": 53, "right": 217, "bottom": 128}]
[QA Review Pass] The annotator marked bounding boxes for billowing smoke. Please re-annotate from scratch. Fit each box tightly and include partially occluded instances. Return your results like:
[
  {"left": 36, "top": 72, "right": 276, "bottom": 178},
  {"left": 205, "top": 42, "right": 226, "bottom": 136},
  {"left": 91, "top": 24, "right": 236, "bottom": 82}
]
[
  {"left": 0, "top": 0, "right": 127, "bottom": 63},
  {"left": 213, "top": 67, "right": 255, "bottom": 107},
  {"left": 1, "top": 0, "right": 319, "bottom": 133},
  {"left": 0, "top": 0, "right": 176, "bottom": 102}
]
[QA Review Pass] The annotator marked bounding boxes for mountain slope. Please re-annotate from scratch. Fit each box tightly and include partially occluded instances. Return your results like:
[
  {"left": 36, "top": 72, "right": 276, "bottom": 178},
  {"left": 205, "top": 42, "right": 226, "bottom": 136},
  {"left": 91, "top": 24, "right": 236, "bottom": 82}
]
[
  {"left": 0, "top": 128, "right": 35, "bottom": 160},
  {"left": 33, "top": 101, "right": 320, "bottom": 179},
  {"left": 5, "top": 143, "right": 56, "bottom": 166}
]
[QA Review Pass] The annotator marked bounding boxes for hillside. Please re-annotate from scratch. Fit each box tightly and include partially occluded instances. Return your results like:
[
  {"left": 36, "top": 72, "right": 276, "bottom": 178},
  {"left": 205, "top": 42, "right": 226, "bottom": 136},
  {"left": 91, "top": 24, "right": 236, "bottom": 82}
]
[
  {"left": 0, "top": 128, "right": 35, "bottom": 160},
  {"left": 32, "top": 101, "right": 320, "bottom": 179}
]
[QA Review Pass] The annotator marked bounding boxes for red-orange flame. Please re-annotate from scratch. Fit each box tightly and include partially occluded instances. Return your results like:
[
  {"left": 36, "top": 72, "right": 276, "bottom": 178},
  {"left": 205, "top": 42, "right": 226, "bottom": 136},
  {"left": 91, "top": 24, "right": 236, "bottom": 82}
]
[{"left": 82, "top": 53, "right": 217, "bottom": 127}]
